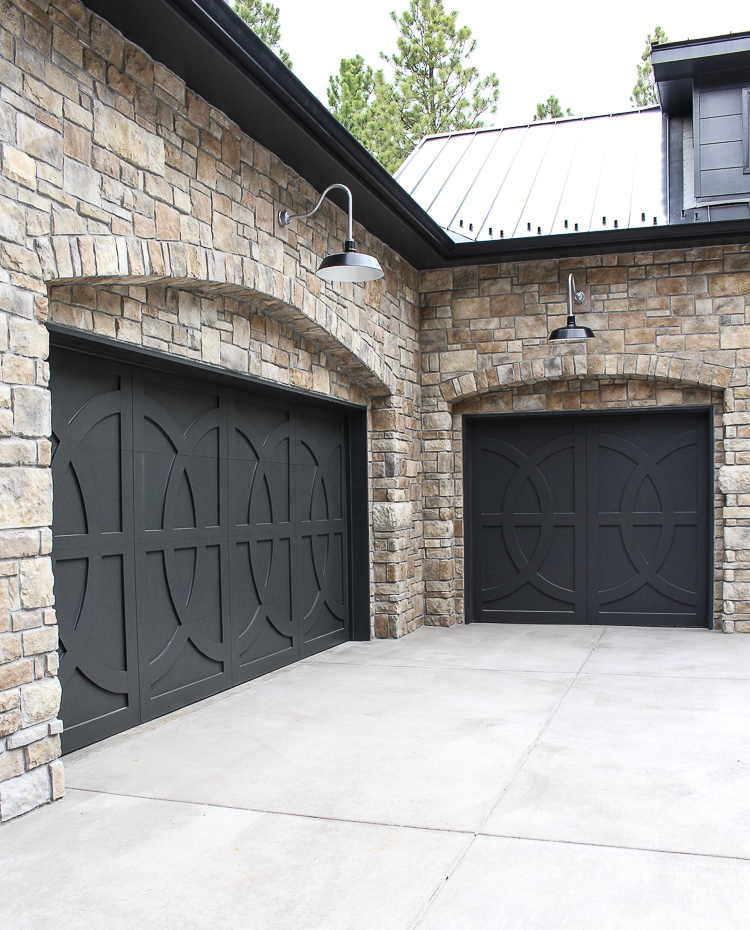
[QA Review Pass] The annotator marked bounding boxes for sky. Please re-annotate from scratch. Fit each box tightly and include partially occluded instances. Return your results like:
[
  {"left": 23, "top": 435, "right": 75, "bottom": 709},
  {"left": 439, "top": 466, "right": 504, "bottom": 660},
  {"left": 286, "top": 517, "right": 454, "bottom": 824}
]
[{"left": 262, "top": 0, "right": 749, "bottom": 127}]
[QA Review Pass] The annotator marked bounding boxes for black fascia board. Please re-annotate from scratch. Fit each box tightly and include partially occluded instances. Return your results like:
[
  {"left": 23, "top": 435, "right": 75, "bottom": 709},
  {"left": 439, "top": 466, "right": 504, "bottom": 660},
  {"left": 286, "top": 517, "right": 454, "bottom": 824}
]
[
  {"left": 448, "top": 218, "right": 750, "bottom": 266},
  {"left": 83, "top": 0, "right": 454, "bottom": 267},
  {"left": 84, "top": 1, "right": 750, "bottom": 269}
]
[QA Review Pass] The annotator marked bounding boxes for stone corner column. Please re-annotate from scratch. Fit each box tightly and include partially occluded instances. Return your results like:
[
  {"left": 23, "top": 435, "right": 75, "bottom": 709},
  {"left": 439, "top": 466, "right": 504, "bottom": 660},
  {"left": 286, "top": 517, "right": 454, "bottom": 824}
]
[
  {"left": 0, "top": 290, "right": 65, "bottom": 821},
  {"left": 718, "top": 460, "right": 750, "bottom": 634}
]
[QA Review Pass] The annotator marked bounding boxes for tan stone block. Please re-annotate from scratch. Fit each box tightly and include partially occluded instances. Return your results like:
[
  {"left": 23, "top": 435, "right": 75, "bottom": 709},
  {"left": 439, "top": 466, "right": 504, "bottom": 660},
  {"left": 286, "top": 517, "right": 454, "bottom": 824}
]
[
  {"left": 0, "top": 631, "right": 21, "bottom": 662},
  {"left": 656, "top": 276, "right": 687, "bottom": 295},
  {"left": 371, "top": 409, "right": 402, "bottom": 431},
  {"left": 155, "top": 202, "right": 180, "bottom": 240},
  {"left": 2, "top": 358, "right": 35, "bottom": 386},
  {"left": 63, "top": 122, "right": 90, "bottom": 164},
  {"left": 13, "top": 386, "right": 51, "bottom": 438},
  {"left": 92, "top": 101, "right": 165, "bottom": 175},
  {"left": 513, "top": 394, "right": 546, "bottom": 411},
  {"left": 2, "top": 244, "right": 41, "bottom": 278},
  {"left": 0, "top": 658, "right": 33, "bottom": 691},
  {"left": 491, "top": 293, "right": 524, "bottom": 316},
  {"left": 124, "top": 42, "right": 154, "bottom": 88},
  {"left": 17, "top": 113, "right": 62, "bottom": 170},
  {"left": 8, "top": 319, "right": 48, "bottom": 358},
  {"left": 440, "top": 350, "right": 476, "bottom": 373},
  {"left": 49, "top": 758, "right": 65, "bottom": 800},
  {"left": 0, "top": 195, "right": 24, "bottom": 242},
  {"left": 627, "top": 381, "right": 655, "bottom": 400},
  {"left": 515, "top": 316, "right": 547, "bottom": 339},
  {"left": 518, "top": 260, "right": 558, "bottom": 284},
  {"left": 587, "top": 266, "right": 628, "bottom": 285},
  {"left": 592, "top": 330, "right": 624, "bottom": 353},
  {"left": 0, "top": 766, "right": 51, "bottom": 821},
  {"left": 19, "top": 558, "right": 54, "bottom": 609},
  {"left": 372, "top": 502, "right": 411, "bottom": 532},
  {"left": 21, "top": 625, "right": 57, "bottom": 656},
  {"left": 201, "top": 327, "right": 220, "bottom": 365},
  {"left": 424, "top": 520, "right": 453, "bottom": 539},
  {"left": 2, "top": 146, "right": 36, "bottom": 188},
  {"left": 453, "top": 297, "right": 490, "bottom": 320},
  {"left": 720, "top": 327, "right": 750, "bottom": 350},
  {"left": 0, "top": 748, "right": 23, "bottom": 782},
  {"left": 257, "top": 229, "right": 282, "bottom": 270},
  {"left": 656, "top": 388, "right": 684, "bottom": 405},
  {"left": 0, "top": 706, "right": 21, "bottom": 737},
  {"left": 20, "top": 677, "right": 61, "bottom": 727},
  {"left": 710, "top": 274, "right": 750, "bottom": 297},
  {"left": 0, "top": 689, "right": 19, "bottom": 713},
  {"left": 24, "top": 734, "right": 60, "bottom": 769},
  {"left": 719, "top": 465, "right": 750, "bottom": 494}
]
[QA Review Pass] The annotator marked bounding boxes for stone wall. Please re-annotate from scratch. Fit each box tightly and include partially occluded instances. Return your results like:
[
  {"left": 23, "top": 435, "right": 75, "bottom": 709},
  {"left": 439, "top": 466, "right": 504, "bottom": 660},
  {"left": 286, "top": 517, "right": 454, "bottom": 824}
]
[
  {"left": 419, "top": 249, "right": 750, "bottom": 632},
  {"left": 0, "top": 0, "right": 425, "bottom": 820},
  {"left": 3, "top": 0, "right": 750, "bottom": 823}
]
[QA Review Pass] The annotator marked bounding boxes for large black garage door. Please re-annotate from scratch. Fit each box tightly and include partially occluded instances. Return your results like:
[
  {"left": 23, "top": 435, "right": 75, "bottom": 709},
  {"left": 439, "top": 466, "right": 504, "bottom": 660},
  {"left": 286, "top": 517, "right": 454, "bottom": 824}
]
[
  {"left": 467, "top": 410, "right": 711, "bottom": 627},
  {"left": 51, "top": 347, "right": 351, "bottom": 752}
]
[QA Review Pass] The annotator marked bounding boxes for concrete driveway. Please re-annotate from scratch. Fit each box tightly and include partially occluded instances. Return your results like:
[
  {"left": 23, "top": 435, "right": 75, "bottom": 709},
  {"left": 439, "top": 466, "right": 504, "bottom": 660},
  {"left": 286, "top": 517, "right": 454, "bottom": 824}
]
[{"left": 3, "top": 624, "right": 750, "bottom": 929}]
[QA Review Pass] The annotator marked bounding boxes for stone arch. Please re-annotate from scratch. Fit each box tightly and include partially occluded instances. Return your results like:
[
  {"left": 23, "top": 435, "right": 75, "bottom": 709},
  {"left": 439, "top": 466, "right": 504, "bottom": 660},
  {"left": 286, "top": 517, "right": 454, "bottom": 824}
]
[
  {"left": 438, "top": 353, "right": 734, "bottom": 406},
  {"left": 35, "top": 235, "right": 395, "bottom": 397},
  {"left": 422, "top": 351, "right": 731, "bottom": 634}
]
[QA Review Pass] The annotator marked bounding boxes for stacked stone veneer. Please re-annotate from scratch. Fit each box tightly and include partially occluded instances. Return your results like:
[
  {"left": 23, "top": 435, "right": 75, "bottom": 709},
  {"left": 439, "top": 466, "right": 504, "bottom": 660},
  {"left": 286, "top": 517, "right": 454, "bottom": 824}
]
[
  {"left": 0, "top": 0, "right": 425, "bottom": 820},
  {"left": 2, "top": 0, "right": 750, "bottom": 822},
  {"left": 419, "top": 251, "right": 750, "bottom": 632}
]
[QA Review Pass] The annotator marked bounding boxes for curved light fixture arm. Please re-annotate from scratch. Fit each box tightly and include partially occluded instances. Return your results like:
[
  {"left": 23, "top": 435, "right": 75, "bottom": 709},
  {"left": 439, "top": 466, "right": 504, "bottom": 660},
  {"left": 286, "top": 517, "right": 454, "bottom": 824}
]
[
  {"left": 568, "top": 273, "right": 585, "bottom": 318},
  {"left": 278, "top": 183, "right": 354, "bottom": 243}
]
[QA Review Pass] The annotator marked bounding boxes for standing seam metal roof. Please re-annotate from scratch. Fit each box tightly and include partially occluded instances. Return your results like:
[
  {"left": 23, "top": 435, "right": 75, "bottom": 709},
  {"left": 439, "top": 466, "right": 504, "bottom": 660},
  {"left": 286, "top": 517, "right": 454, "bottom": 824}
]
[{"left": 395, "top": 108, "right": 667, "bottom": 242}]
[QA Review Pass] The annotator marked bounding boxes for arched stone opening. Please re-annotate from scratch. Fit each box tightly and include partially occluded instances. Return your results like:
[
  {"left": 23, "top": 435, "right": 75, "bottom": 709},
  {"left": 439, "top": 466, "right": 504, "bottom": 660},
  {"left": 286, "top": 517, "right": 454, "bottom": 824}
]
[
  {"left": 421, "top": 364, "right": 730, "bottom": 632},
  {"left": 36, "top": 236, "right": 396, "bottom": 397}
]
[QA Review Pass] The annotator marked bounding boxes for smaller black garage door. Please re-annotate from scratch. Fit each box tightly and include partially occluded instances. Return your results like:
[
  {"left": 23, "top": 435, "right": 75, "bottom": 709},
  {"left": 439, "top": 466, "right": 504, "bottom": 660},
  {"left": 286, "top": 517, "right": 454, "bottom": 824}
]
[
  {"left": 467, "top": 409, "right": 711, "bottom": 627},
  {"left": 51, "top": 347, "right": 355, "bottom": 752}
]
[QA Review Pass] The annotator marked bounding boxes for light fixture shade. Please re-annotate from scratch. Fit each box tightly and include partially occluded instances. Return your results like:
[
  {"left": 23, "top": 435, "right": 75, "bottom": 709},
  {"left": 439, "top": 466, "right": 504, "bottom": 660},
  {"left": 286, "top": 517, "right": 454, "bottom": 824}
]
[
  {"left": 317, "top": 250, "right": 384, "bottom": 283},
  {"left": 549, "top": 316, "right": 595, "bottom": 341}
]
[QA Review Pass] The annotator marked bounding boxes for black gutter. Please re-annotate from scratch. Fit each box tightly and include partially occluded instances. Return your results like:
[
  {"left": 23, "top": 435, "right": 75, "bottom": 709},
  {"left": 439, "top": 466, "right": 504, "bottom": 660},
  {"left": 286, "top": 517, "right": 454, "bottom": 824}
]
[
  {"left": 85, "top": 0, "right": 750, "bottom": 269},
  {"left": 448, "top": 218, "right": 750, "bottom": 265}
]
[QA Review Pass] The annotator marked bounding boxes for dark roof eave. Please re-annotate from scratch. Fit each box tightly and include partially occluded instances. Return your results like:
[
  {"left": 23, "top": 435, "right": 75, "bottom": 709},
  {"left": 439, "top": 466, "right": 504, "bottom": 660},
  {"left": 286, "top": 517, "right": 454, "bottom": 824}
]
[
  {"left": 445, "top": 219, "right": 750, "bottom": 266},
  {"left": 652, "top": 31, "right": 750, "bottom": 82}
]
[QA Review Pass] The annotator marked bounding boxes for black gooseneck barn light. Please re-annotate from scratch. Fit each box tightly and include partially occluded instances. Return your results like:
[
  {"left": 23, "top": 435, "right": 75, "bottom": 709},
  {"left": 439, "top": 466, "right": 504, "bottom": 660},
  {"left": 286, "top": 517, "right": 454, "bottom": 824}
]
[
  {"left": 549, "top": 273, "right": 595, "bottom": 341},
  {"left": 278, "top": 183, "right": 384, "bottom": 284}
]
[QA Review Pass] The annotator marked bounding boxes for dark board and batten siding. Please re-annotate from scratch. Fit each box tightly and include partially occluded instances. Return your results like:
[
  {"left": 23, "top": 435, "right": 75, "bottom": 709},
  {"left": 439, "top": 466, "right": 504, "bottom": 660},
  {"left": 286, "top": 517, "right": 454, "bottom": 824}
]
[
  {"left": 694, "top": 82, "right": 750, "bottom": 198},
  {"left": 51, "top": 346, "right": 356, "bottom": 753}
]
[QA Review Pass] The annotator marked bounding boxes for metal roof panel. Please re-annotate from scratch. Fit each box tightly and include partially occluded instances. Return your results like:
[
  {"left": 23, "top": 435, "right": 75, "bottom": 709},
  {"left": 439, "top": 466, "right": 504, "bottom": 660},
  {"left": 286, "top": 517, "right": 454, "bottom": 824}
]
[{"left": 396, "top": 109, "right": 667, "bottom": 242}]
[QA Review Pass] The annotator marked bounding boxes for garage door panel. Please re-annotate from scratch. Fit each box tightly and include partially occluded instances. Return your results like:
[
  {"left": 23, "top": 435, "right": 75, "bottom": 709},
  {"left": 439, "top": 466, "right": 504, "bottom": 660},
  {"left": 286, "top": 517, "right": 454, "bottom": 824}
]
[
  {"left": 136, "top": 538, "right": 231, "bottom": 719},
  {"left": 471, "top": 419, "right": 587, "bottom": 624},
  {"left": 51, "top": 350, "right": 141, "bottom": 753},
  {"left": 587, "top": 415, "right": 708, "bottom": 627},
  {"left": 52, "top": 348, "right": 353, "bottom": 750},
  {"left": 469, "top": 410, "right": 710, "bottom": 627}
]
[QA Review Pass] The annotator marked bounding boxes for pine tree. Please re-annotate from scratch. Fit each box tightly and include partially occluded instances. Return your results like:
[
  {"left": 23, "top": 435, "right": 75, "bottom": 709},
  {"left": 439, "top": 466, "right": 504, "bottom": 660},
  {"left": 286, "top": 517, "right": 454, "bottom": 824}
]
[
  {"left": 631, "top": 26, "right": 667, "bottom": 107},
  {"left": 327, "top": 57, "right": 405, "bottom": 172},
  {"left": 327, "top": 1, "right": 499, "bottom": 173},
  {"left": 232, "top": 0, "right": 292, "bottom": 68},
  {"left": 533, "top": 95, "right": 573, "bottom": 121},
  {"left": 383, "top": 0, "right": 499, "bottom": 147}
]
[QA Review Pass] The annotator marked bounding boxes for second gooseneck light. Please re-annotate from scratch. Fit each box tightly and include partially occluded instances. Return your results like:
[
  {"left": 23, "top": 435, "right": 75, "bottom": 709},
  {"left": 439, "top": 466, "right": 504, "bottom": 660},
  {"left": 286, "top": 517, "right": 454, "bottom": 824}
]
[{"left": 549, "top": 273, "right": 595, "bottom": 341}]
